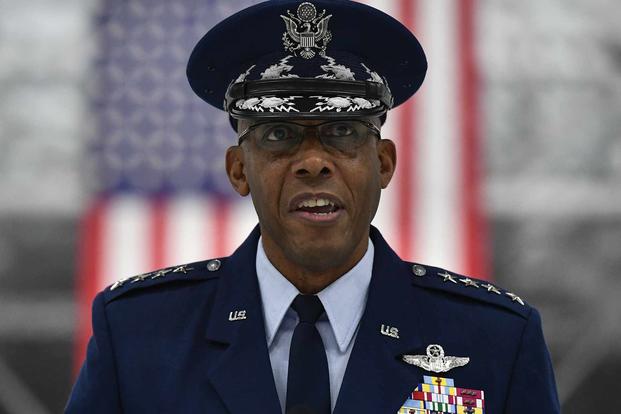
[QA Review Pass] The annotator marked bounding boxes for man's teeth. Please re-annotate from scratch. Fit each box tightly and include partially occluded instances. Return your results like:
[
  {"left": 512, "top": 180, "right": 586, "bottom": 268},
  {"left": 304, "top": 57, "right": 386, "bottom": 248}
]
[{"left": 297, "top": 198, "right": 336, "bottom": 209}]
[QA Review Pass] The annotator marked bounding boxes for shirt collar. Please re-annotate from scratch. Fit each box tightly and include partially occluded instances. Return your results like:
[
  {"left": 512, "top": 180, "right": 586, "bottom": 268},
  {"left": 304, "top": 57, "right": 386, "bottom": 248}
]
[
  {"left": 256, "top": 238, "right": 299, "bottom": 347},
  {"left": 256, "top": 237, "right": 374, "bottom": 352}
]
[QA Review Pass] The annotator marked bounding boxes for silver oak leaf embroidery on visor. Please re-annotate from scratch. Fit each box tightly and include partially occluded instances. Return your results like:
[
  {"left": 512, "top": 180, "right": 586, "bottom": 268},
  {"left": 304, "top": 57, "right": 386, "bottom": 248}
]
[
  {"left": 235, "top": 64, "right": 256, "bottom": 83},
  {"left": 360, "top": 62, "right": 386, "bottom": 85},
  {"left": 281, "top": 2, "right": 332, "bottom": 59},
  {"left": 316, "top": 55, "right": 356, "bottom": 81},
  {"left": 260, "top": 55, "right": 300, "bottom": 80},
  {"left": 309, "top": 96, "right": 381, "bottom": 113},
  {"left": 235, "top": 96, "right": 302, "bottom": 113}
]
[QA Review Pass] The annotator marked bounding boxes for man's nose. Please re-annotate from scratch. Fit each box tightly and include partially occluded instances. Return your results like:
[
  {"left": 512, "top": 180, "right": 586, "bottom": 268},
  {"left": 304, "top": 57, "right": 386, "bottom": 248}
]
[{"left": 291, "top": 133, "right": 333, "bottom": 180}]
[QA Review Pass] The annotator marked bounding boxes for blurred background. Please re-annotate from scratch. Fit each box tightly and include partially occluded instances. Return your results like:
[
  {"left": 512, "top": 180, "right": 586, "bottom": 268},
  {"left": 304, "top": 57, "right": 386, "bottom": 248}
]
[{"left": 0, "top": 0, "right": 619, "bottom": 412}]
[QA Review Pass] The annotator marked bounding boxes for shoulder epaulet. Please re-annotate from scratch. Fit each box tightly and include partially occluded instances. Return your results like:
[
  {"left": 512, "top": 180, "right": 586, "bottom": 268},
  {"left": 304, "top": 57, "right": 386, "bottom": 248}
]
[
  {"left": 102, "top": 258, "right": 225, "bottom": 304},
  {"left": 407, "top": 262, "right": 531, "bottom": 319}
]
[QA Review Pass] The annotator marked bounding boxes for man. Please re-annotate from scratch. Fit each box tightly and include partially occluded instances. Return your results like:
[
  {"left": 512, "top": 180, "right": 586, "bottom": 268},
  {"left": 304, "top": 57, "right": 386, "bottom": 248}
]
[{"left": 66, "top": 1, "right": 560, "bottom": 413}]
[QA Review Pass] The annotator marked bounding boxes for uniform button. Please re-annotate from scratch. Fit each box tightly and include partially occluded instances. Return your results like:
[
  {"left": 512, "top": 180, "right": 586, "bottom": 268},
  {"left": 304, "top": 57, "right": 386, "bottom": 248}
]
[
  {"left": 412, "top": 264, "right": 426, "bottom": 277},
  {"left": 207, "top": 259, "right": 221, "bottom": 272}
]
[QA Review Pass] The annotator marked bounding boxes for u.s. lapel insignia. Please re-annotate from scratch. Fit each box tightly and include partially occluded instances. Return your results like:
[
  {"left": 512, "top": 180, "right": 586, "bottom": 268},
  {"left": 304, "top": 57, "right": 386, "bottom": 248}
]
[
  {"left": 380, "top": 324, "right": 400, "bottom": 339},
  {"left": 228, "top": 310, "right": 247, "bottom": 321},
  {"left": 399, "top": 376, "right": 485, "bottom": 414},
  {"left": 281, "top": 2, "right": 332, "bottom": 59},
  {"left": 402, "top": 344, "right": 469, "bottom": 373}
]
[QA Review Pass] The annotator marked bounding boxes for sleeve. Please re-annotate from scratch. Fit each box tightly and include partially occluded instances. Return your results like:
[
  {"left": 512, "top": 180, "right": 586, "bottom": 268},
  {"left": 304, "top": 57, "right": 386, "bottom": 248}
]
[
  {"left": 65, "top": 292, "right": 123, "bottom": 413},
  {"left": 504, "top": 307, "right": 560, "bottom": 413}
]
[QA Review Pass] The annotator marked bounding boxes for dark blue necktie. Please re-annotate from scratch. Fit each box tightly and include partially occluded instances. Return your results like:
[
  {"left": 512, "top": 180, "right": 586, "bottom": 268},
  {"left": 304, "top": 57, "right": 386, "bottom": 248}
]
[{"left": 285, "top": 294, "right": 331, "bottom": 414}]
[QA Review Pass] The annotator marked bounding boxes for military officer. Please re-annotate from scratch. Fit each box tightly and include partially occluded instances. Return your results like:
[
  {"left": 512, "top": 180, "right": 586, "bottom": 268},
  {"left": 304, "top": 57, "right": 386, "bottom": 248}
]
[{"left": 66, "top": 1, "right": 560, "bottom": 413}]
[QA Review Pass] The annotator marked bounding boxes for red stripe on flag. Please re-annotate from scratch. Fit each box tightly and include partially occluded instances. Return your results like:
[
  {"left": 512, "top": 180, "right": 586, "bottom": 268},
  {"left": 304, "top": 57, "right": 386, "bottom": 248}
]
[
  {"left": 458, "top": 0, "right": 490, "bottom": 279},
  {"left": 211, "top": 197, "right": 231, "bottom": 258},
  {"left": 73, "top": 199, "right": 106, "bottom": 375},
  {"left": 396, "top": 0, "right": 419, "bottom": 259}
]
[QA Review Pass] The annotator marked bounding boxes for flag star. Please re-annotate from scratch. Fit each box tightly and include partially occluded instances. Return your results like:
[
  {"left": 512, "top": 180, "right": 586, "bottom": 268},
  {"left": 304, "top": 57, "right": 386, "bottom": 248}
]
[
  {"left": 437, "top": 271, "right": 458, "bottom": 284},
  {"left": 506, "top": 292, "right": 525, "bottom": 305},
  {"left": 481, "top": 283, "right": 501, "bottom": 295},
  {"left": 459, "top": 277, "right": 480, "bottom": 288}
]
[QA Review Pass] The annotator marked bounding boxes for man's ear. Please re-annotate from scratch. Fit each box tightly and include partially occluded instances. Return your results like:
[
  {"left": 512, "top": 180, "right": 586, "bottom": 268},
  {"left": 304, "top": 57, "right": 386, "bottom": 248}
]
[
  {"left": 225, "top": 146, "right": 250, "bottom": 196},
  {"left": 377, "top": 139, "right": 397, "bottom": 189}
]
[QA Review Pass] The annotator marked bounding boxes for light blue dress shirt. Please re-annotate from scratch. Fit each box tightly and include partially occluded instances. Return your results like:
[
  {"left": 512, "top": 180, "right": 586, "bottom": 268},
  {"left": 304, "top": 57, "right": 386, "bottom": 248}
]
[{"left": 256, "top": 237, "right": 374, "bottom": 413}]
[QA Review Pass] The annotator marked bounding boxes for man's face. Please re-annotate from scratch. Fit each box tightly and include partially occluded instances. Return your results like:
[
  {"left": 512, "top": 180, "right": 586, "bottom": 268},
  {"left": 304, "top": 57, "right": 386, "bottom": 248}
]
[{"left": 226, "top": 117, "right": 396, "bottom": 273}]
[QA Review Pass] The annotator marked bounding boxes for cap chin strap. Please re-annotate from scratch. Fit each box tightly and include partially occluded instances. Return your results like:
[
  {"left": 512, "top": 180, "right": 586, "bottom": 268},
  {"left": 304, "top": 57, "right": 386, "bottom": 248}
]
[{"left": 224, "top": 78, "right": 394, "bottom": 113}]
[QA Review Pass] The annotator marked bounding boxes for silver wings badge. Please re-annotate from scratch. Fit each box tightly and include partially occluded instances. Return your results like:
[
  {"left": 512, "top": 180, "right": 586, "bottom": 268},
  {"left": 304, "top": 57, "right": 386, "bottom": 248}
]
[
  {"left": 281, "top": 2, "right": 332, "bottom": 59},
  {"left": 402, "top": 344, "right": 470, "bottom": 373}
]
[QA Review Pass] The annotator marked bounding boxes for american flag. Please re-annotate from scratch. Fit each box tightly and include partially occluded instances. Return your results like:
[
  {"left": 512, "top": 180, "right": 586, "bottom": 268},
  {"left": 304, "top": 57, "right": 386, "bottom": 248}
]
[{"left": 75, "top": 0, "right": 488, "bottom": 370}]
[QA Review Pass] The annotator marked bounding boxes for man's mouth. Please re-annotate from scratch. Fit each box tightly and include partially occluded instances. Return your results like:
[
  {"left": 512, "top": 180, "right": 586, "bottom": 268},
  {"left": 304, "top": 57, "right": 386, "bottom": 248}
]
[
  {"left": 289, "top": 194, "right": 344, "bottom": 223},
  {"left": 295, "top": 198, "right": 340, "bottom": 215}
]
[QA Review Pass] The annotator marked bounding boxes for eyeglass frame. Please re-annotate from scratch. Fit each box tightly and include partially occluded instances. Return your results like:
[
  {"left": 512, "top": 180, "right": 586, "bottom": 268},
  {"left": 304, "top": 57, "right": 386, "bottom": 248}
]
[{"left": 236, "top": 119, "right": 383, "bottom": 152}]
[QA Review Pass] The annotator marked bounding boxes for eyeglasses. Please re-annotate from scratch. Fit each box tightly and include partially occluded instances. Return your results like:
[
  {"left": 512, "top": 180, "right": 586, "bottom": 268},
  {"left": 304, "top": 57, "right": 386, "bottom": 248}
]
[{"left": 237, "top": 120, "right": 381, "bottom": 154}]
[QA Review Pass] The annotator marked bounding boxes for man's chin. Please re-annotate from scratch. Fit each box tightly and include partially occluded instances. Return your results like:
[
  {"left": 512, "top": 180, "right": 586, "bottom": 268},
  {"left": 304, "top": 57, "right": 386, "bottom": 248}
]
[
  {"left": 285, "top": 235, "right": 358, "bottom": 270},
  {"left": 290, "top": 248, "right": 349, "bottom": 273}
]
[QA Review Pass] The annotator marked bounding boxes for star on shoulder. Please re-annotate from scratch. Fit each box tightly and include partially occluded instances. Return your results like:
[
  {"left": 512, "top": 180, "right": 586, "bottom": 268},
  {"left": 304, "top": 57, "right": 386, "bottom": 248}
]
[
  {"left": 407, "top": 262, "right": 530, "bottom": 318},
  {"left": 103, "top": 258, "right": 225, "bottom": 304}
]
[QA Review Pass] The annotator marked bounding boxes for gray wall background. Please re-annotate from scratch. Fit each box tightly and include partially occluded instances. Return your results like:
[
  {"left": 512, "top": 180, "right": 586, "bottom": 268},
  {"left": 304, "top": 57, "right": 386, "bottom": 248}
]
[{"left": 0, "top": 0, "right": 619, "bottom": 412}]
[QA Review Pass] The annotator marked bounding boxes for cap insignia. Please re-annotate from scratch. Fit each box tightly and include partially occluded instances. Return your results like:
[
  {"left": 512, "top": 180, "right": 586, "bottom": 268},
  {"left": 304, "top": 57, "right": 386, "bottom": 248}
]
[{"left": 281, "top": 2, "right": 332, "bottom": 59}]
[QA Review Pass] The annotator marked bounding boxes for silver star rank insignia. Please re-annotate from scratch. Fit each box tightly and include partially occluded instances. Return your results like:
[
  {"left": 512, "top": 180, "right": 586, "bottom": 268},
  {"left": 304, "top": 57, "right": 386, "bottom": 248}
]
[
  {"left": 459, "top": 277, "right": 480, "bottom": 288},
  {"left": 437, "top": 271, "right": 457, "bottom": 284}
]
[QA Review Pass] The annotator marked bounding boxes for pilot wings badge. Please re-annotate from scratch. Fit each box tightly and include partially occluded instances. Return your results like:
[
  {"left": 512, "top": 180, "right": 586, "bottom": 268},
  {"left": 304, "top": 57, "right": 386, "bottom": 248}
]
[
  {"left": 402, "top": 344, "right": 470, "bottom": 373},
  {"left": 281, "top": 2, "right": 332, "bottom": 59}
]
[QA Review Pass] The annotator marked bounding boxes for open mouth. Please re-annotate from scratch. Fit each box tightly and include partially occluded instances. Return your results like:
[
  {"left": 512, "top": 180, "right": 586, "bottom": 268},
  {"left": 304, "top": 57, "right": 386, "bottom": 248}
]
[
  {"left": 289, "top": 194, "right": 344, "bottom": 223},
  {"left": 295, "top": 198, "right": 340, "bottom": 215}
]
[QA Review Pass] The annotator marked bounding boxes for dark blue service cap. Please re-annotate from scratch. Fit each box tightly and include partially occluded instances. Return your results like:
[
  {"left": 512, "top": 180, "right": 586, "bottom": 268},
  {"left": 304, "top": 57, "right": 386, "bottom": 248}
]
[{"left": 187, "top": 0, "right": 426, "bottom": 121}]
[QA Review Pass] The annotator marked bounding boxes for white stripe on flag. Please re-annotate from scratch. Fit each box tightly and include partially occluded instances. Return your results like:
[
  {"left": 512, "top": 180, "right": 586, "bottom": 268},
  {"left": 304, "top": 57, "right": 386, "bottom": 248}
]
[
  {"left": 366, "top": 1, "right": 407, "bottom": 254},
  {"left": 100, "top": 196, "right": 152, "bottom": 288},
  {"left": 372, "top": 95, "right": 400, "bottom": 244},
  {"left": 229, "top": 197, "right": 259, "bottom": 250},
  {"left": 165, "top": 195, "right": 212, "bottom": 265},
  {"left": 416, "top": 0, "right": 463, "bottom": 271}
]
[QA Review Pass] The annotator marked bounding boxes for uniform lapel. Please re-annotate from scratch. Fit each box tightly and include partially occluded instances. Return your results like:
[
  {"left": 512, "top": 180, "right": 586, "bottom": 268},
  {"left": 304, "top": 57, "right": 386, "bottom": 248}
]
[
  {"left": 334, "top": 227, "right": 429, "bottom": 414},
  {"left": 203, "top": 226, "right": 282, "bottom": 414}
]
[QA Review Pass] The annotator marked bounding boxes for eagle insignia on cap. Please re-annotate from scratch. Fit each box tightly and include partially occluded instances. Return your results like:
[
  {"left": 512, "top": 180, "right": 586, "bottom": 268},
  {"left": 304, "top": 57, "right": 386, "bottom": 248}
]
[{"left": 281, "top": 2, "right": 332, "bottom": 59}]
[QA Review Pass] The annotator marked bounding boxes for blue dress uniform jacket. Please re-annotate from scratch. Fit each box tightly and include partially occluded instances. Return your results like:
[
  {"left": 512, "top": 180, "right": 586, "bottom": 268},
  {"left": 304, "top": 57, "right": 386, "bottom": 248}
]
[{"left": 66, "top": 226, "right": 560, "bottom": 413}]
